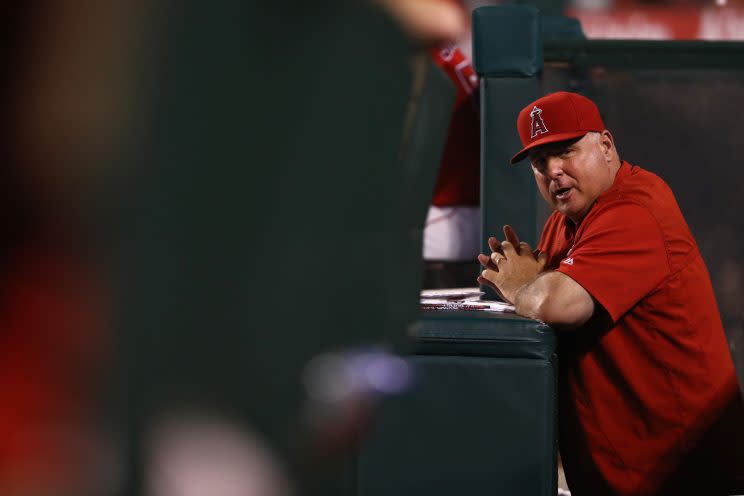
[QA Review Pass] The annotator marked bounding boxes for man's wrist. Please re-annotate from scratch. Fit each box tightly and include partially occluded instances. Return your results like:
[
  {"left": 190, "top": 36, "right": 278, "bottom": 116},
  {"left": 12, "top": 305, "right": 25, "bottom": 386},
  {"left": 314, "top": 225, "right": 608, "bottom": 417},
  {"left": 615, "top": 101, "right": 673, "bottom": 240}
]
[
  {"left": 511, "top": 283, "right": 530, "bottom": 308},
  {"left": 511, "top": 273, "right": 546, "bottom": 319}
]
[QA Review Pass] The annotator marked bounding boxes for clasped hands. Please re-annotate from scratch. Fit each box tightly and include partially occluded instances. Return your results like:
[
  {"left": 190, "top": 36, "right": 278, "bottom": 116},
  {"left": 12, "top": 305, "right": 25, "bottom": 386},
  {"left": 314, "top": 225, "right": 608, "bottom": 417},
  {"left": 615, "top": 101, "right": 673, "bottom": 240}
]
[{"left": 477, "top": 225, "right": 547, "bottom": 304}]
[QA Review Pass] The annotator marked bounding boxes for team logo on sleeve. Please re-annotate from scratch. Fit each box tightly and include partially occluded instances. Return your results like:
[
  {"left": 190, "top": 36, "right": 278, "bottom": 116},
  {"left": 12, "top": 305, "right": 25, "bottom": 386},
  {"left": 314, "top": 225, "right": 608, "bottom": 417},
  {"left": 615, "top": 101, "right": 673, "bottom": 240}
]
[
  {"left": 562, "top": 257, "right": 574, "bottom": 266},
  {"left": 530, "top": 106, "right": 549, "bottom": 138},
  {"left": 439, "top": 45, "right": 455, "bottom": 61}
]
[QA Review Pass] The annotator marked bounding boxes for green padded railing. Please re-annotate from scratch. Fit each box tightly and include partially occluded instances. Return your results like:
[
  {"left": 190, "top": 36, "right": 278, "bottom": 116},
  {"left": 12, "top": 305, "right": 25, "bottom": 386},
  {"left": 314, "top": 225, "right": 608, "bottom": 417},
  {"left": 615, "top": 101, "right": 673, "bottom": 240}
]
[{"left": 544, "top": 39, "right": 744, "bottom": 69}]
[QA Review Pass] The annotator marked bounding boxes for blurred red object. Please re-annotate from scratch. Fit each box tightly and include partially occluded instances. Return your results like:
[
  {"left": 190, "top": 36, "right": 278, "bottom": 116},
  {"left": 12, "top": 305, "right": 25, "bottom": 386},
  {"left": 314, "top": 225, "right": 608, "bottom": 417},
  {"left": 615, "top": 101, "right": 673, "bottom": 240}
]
[
  {"left": 430, "top": 45, "right": 480, "bottom": 207},
  {"left": 0, "top": 1, "right": 113, "bottom": 491},
  {"left": 0, "top": 241, "right": 107, "bottom": 492}
]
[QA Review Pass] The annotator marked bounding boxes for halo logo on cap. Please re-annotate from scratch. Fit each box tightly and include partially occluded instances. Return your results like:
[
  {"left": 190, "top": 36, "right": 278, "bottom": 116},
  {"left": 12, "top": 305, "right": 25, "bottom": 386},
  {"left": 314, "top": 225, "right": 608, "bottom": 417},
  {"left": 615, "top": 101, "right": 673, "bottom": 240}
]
[{"left": 529, "top": 106, "right": 549, "bottom": 138}]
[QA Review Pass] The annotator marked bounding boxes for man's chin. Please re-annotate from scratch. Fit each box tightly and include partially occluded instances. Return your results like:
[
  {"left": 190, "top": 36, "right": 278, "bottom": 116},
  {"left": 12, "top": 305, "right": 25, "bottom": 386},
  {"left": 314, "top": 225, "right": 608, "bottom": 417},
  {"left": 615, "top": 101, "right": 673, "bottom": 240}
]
[
  {"left": 555, "top": 204, "right": 572, "bottom": 216},
  {"left": 556, "top": 205, "right": 582, "bottom": 223}
]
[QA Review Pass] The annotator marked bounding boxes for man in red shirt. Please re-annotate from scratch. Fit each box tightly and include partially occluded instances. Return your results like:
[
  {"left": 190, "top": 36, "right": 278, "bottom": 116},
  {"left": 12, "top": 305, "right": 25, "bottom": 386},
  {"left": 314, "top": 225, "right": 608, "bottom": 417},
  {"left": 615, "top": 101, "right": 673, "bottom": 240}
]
[{"left": 478, "top": 91, "right": 743, "bottom": 495}]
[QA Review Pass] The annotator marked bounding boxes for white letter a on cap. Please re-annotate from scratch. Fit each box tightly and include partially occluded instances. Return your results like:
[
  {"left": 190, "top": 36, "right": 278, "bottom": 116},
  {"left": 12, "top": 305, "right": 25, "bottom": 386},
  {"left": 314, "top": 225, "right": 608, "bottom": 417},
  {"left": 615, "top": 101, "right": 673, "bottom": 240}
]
[{"left": 530, "top": 106, "right": 549, "bottom": 138}]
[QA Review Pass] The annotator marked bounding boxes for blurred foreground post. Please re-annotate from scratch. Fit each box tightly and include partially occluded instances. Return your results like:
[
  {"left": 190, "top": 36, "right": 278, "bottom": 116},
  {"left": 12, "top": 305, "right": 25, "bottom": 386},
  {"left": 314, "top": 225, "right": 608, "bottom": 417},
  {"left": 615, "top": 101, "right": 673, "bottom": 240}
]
[{"left": 108, "top": 1, "right": 456, "bottom": 494}]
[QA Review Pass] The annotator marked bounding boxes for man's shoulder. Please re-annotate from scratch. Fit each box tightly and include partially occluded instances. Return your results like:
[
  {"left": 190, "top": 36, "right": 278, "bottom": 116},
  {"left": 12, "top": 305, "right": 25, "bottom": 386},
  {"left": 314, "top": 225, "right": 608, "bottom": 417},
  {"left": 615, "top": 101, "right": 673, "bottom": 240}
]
[
  {"left": 619, "top": 163, "right": 673, "bottom": 198},
  {"left": 590, "top": 162, "right": 698, "bottom": 263},
  {"left": 599, "top": 162, "right": 677, "bottom": 215}
]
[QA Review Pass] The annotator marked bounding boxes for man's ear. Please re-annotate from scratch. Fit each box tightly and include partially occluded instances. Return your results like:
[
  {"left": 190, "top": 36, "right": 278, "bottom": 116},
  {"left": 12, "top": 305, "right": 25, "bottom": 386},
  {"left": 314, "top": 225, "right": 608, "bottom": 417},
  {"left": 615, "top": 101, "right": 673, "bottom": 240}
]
[{"left": 600, "top": 130, "right": 615, "bottom": 163}]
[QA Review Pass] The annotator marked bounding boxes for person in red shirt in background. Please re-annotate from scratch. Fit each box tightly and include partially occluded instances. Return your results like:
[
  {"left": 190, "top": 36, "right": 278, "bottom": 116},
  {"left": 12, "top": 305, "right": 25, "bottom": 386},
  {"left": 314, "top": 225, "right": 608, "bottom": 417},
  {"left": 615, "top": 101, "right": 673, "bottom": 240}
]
[
  {"left": 479, "top": 91, "right": 744, "bottom": 495},
  {"left": 423, "top": 42, "right": 481, "bottom": 288}
]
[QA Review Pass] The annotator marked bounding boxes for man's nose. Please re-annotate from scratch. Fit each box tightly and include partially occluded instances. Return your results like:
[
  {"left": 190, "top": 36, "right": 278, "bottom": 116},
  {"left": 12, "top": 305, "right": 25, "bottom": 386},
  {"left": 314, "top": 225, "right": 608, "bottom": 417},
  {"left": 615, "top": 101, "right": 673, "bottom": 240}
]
[{"left": 545, "top": 157, "right": 564, "bottom": 178}]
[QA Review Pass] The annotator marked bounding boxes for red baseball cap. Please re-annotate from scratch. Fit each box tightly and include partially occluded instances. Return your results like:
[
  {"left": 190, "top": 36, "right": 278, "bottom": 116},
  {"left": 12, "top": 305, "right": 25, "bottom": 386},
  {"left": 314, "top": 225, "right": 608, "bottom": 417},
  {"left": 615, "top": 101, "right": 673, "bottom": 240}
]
[{"left": 510, "top": 91, "right": 605, "bottom": 164}]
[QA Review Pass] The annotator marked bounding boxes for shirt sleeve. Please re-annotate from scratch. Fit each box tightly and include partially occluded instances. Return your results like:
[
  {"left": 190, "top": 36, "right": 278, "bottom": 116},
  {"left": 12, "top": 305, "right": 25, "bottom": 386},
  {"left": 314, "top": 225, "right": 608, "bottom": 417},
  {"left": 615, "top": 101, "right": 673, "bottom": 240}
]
[{"left": 556, "top": 201, "right": 670, "bottom": 323}]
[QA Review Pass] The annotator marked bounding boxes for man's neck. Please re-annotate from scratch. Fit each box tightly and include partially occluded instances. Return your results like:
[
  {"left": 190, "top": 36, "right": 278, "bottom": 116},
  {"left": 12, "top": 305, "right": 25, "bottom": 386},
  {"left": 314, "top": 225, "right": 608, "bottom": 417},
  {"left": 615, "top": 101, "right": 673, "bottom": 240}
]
[{"left": 568, "top": 160, "right": 623, "bottom": 226}]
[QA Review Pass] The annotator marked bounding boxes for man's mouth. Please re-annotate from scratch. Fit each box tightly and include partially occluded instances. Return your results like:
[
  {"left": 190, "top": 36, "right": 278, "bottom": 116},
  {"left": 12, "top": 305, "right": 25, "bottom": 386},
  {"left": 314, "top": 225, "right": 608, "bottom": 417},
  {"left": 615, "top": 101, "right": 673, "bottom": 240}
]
[{"left": 554, "top": 187, "right": 572, "bottom": 200}]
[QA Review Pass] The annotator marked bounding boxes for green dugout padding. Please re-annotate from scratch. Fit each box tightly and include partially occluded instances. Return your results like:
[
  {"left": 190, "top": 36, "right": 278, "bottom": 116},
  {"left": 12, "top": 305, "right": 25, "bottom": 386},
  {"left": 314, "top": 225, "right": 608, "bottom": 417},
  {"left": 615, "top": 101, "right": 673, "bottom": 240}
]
[
  {"left": 472, "top": 5, "right": 543, "bottom": 77},
  {"left": 358, "top": 312, "right": 557, "bottom": 496},
  {"left": 544, "top": 39, "right": 744, "bottom": 69}
]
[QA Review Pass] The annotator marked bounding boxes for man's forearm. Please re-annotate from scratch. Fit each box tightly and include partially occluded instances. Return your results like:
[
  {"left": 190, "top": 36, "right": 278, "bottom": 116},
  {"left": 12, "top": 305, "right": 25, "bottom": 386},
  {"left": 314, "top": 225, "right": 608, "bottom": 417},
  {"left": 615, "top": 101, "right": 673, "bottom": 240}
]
[
  {"left": 512, "top": 275, "right": 550, "bottom": 322},
  {"left": 512, "top": 271, "right": 595, "bottom": 329}
]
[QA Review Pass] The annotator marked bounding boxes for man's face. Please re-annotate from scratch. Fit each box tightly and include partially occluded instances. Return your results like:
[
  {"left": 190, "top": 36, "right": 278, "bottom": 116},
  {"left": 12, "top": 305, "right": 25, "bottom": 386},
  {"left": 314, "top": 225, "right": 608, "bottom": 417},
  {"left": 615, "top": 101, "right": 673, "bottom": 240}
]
[{"left": 528, "top": 132, "right": 614, "bottom": 224}]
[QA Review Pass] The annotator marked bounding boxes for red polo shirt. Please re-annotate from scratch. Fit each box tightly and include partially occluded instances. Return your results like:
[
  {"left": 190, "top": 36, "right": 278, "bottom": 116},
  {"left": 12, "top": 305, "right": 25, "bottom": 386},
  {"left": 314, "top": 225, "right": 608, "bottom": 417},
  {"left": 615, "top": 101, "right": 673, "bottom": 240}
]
[{"left": 537, "top": 161, "right": 742, "bottom": 495}]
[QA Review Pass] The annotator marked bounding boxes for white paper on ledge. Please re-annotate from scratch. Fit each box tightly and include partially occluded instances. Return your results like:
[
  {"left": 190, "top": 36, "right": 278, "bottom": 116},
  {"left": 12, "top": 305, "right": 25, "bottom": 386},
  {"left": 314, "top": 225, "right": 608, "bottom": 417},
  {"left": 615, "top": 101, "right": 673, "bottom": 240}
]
[
  {"left": 420, "top": 287, "right": 484, "bottom": 300},
  {"left": 420, "top": 298, "right": 515, "bottom": 313}
]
